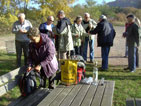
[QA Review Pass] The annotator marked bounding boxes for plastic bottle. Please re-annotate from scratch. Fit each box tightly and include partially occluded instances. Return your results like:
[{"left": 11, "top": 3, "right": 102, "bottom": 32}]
[{"left": 92, "top": 67, "right": 98, "bottom": 85}]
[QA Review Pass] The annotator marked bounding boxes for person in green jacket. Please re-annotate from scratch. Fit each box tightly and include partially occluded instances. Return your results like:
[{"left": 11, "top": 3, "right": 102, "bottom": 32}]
[{"left": 71, "top": 16, "right": 88, "bottom": 55}]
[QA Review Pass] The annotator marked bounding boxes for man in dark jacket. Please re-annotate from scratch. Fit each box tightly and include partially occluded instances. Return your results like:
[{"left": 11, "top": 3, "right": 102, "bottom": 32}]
[
  {"left": 89, "top": 15, "right": 115, "bottom": 70},
  {"left": 124, "top": 15, "right": 140, "bottom": 72},
  {"left": 27, "top": 27, "right": 58, "bottom": 89}
]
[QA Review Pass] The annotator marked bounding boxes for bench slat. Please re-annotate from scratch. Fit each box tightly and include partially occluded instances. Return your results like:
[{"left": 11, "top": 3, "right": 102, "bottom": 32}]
[
  {"left": 135, "top": 98, "right": 141, "bottom": 106},
  {"left": 37, "top": 86, "right": 65, "bottom": 106},
  {"left": 126, "top": 98, "right": 135, "bottom": 106},
  {"left": 70, "top": 84, "right": 91, "bottom": 106},
  {"left": 81, "top": 84, "right": 98, "bottom": 106},
  {"left": 8, "top": 89, "right": 42, "bottom": 106},
  {"left": 14, "top": 89, "right": 46, "bottom": 106},
  {"left": 91, "top": 81, "right": 106, "bottom": 106},
  {"left": 28, "top": 89, "right": 50, "bottom": 106},
  {"left": 59, "top": 84, "right": 82, "bottom": 106},
  {"left": 101, "top": 81, "right": 115, "bottom": 106},
  {"left": 50, "top": 86, "right": 74, "bottom": 106},
  {"left": 0, "top": 67, "right": 25, "bottom": 86}
]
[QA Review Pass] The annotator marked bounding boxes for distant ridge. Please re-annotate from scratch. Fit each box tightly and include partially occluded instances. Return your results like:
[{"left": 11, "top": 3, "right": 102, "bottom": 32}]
[{"left": 107, "top": 0, "right": 140, "bottom": 8}]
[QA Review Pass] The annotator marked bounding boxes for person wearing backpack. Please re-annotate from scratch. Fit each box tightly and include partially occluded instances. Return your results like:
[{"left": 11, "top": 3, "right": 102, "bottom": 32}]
[
  {"left": 89, "top": 15, "right": 116, "bottom": 71},
  {"left": 27, "top": 27, "right": 58, "bottom": 89},
  {"left": 135, "top": 17, "right": 141, "bottom": 68},
  {"left": 53, "top": 10, "right": 74, "bottom": 59}
]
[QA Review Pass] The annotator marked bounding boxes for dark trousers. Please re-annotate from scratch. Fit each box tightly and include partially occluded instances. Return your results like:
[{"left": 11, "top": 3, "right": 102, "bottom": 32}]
[
  {"left": 15, "top": 40, "right": 29, "bottom": 67},
  {"left": 70, "top": 46, "right": 81, "bottom": 57},
  {"left": 101, "top": 46, "right": 110, "bottom": 70},
  {"left": 136, "top": 48, "right": 139, "bottom": 67},
  {"left": 74, "top": 46, "right": 81, "bottom": 55},
  {"left": 128, "top": 46, "right": 136, "bottom": 71},
  {"left": 40, "top": 69, "right": 56, "bottom": 88}
]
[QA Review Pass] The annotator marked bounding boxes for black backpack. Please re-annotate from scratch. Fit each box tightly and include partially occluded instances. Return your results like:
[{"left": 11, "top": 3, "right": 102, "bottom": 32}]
[{"left": 19, "top": 70, "right": 37, "bottom": 96}]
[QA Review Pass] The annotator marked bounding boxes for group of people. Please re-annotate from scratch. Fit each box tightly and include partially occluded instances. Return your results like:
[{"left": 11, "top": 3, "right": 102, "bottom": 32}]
[{"left": 12, "top": 10, "right": 140, "bottom": 88}]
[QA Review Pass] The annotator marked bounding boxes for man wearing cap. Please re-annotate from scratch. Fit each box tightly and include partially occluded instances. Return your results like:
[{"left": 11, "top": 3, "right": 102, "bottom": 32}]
[
  {"left": 81, "top": 13, "right": 97, "bottom": 63},
  {"left": 39, "top": 16, "right": 55, "bottom": 42},
  {"left": 27, "top": 27, "right": 58, "bottom": 89},
  {"left": 89, "top": 15, "right": 116, "bottom": 71},
  {"left": 12, "top": 13, "right": 32, "bottom": 67},
  {"left": 53, "top": 10, "right": 73, "bottom": 59},
  {"left": 124, "top": 14, "right": 140, "bottom": 72}
]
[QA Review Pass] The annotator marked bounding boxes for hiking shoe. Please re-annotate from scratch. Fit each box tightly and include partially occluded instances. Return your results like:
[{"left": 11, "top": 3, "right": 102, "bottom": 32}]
[
  {"left": 130, "top": 70, "right": 136, "bottom": 73},
  {"left": 90, "top": 60, "right": 94, "bottom": 63},
  {"left": 124, "top": 67, "right": 129, "bottom": 70}
]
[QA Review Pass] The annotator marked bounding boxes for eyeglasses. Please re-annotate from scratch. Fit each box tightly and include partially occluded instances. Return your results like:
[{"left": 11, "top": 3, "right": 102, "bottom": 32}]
[{"left": 48, "top": 19, "right": 54, "bottom": 22}]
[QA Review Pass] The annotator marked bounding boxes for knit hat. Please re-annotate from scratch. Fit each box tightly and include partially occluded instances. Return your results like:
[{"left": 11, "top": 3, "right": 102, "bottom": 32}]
[
  {"left": 28, "top": 27, "right": 40, "bottom": 37},
  {"left": 126, "top": 14, "right": 135, "bottom": 19}
]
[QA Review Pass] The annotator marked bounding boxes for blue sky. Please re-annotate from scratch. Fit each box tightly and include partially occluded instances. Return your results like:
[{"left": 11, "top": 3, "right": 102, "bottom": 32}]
[{"left": 73, "top": 0, "right": 115, "bottom": 5}]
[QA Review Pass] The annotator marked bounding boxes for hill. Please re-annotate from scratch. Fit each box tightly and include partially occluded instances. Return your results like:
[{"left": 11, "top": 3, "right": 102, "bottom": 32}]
[{"left": 107, "top": 0, "right": 141, "bottom": 8}]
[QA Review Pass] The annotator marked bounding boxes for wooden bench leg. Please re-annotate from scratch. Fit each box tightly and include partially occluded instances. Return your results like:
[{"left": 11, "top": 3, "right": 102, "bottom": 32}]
[
  {"left": 135, "top": 98, "right": 141, "bottom": 106},
  {"left": 126, "top": 98, "right": 135, "bottom": 106}
]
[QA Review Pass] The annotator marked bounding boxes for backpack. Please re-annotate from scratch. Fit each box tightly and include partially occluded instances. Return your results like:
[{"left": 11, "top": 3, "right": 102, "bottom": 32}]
[
  {"left": 19, "top": 70, "right": 37, "bottom": 96},
  {"left": 71, "top": 55, "right": 86, "bottom": 82}
]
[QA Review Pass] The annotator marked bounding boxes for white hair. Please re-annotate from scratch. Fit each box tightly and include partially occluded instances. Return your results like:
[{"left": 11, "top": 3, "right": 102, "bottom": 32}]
[
  {"left": 18, "top": 13, "right": 25, "bottom": 19},
  {"left": 100, "top": 15, "right": 107, "bottom": 20},
  {"left": 135, "top": 17, "right": 141, "bottom": 27},
  {"left": 84, "top": 13, "right": 90, "bottom": 17},
  {"left": 47, "top": 16, "right": 54, "bottom": 21}
]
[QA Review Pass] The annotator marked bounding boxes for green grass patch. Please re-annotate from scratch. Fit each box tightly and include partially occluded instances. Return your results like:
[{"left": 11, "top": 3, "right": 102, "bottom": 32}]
[
  {"left": 86, "top": 63, "right": 141, "bottom": 106},
  {"left": 0, "top": 52, "right": 17, "bottom": 75}
]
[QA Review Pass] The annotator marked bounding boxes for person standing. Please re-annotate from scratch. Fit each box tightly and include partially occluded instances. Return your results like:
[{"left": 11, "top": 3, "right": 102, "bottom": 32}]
[
  {"left": 135, "top": 17, "right": 141, "bottom": 68},
  {"left": 71, "top": 16, "right": 88, "bottom": 55},
  {"left": 12, "top": 13, "right": 32, "bottom": 67},
  {"left": 39, "top": 16, "right": 55, "bottom": 42},
  {"left": 53, "top": 10, "right": 73, "bottom": 59},
  {"left": 124, "top": 15, "right": 140, "bottom": 72},
  {"left": 81, "top": 13, "right": 97, "bottom": 63},
  {"left": 89, "top": 15, "right": 116, "bottom": 71},
  {"left": 27, "top": 27, "right": 58, "bottom": 89}
]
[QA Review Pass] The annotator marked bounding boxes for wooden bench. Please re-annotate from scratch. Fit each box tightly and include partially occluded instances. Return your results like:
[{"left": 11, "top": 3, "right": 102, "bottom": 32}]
[
  {"left": 0, "top": 66, "right": 50, "bottom": 106},
  {"left": 126, "top": 98, "right": 141, "bottom": 106},
  {"left": 38, "top": 80, "right": 115, "bottom": 106}
]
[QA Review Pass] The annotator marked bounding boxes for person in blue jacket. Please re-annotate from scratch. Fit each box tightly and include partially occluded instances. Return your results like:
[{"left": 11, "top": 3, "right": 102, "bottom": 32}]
[
  {"left": 39, "top": 16, "right": 55, "bottom": 42},
  {"left": 89, "top": 15, "right": 116, "bottom": 71}
]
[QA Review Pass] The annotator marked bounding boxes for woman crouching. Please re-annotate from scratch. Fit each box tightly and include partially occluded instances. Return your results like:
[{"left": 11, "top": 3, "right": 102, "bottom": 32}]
[{"left": 27, "top": 27, "right": 58, "bottom": 89}]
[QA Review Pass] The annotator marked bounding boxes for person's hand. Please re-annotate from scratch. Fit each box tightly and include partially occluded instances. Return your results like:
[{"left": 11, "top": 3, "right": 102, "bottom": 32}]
[
  {"left": 35, "top": 65, "right": 41, "bottom": 72},
  {"left": 89, "top": 24, "right": 92, "bottom": 29},
  {"left": 76, "top": 35, "right": 79, "bottom": 37},
  {"left": 48, "top": 30, "right": 54, "bottom": 38},
  {"left": 27, "top": 67, "right": 32, "bottom": 72},
  {"left": 19, "top": 29, "right": 27, "bottom": 34}
]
